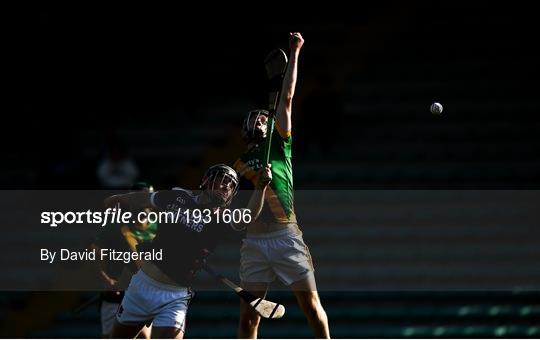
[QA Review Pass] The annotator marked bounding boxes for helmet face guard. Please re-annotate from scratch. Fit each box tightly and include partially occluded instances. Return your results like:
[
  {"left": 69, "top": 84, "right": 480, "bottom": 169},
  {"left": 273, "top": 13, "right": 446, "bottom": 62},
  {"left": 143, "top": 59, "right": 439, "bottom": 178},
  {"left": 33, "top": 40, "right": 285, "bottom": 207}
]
[
  {"left": 200, "top": 164, "right": 239, "bottom": 207},
  {"left": 242, "top": 109, "right": 269, "bottom": 143}
]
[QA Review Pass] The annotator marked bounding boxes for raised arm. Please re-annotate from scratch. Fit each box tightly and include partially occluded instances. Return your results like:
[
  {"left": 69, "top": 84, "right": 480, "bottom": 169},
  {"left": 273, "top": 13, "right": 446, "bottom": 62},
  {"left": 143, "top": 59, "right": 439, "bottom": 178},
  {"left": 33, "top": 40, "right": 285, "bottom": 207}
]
[
  {"left": 230, "top": 165, "right": 272, "bottom": 231},
  {"left": 275, "top": 32, "right": 304, "bottom": 135}
]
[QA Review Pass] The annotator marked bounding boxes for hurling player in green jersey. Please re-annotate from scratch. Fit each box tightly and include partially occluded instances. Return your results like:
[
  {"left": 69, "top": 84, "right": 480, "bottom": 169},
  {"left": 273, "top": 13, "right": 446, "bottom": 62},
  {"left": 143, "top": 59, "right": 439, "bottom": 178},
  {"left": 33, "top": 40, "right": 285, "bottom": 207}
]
[
  {"left": 92, "top": 182, "right": 157, "bottom": 339},
  {"left": 233, "top": 33, "right": 330, "bottom": 339}
]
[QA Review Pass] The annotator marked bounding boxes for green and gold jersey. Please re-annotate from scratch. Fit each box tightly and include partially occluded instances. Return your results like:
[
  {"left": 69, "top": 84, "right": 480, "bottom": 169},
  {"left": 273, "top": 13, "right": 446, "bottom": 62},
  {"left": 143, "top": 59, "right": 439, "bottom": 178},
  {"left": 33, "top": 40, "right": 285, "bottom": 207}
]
[
  {"left": 234, "top": 127, "right": 296, "bottom": 224},
  {"left": 121, "top": 222, "right": 158, "bottom": 251},
  {"left": 131, "top": 222, "right": 158, "bottom": 243}
]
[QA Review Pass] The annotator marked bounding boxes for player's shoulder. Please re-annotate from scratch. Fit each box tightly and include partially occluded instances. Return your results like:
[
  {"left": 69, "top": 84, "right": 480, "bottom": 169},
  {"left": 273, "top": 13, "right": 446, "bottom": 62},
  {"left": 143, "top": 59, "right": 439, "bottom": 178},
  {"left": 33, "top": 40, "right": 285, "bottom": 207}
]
[
  {"left": 273, "top": 126, "right": 292, "bottom": 144},
  {"left": 171, "top": 187, "right": 198, "bottom": 202},
  {"left": 172, "top": 186, "right": 195, "bottom": 195},
  {"left": 151, "top": 186, "right": 199, "bottom": 210}
]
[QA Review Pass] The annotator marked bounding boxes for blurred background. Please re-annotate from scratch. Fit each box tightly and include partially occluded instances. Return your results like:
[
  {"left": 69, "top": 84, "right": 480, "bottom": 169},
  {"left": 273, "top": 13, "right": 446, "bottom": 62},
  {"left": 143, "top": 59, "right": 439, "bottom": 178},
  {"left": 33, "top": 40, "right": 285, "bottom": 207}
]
[{"left": 2, "top": 1, "right": 539, "bottom": 338}]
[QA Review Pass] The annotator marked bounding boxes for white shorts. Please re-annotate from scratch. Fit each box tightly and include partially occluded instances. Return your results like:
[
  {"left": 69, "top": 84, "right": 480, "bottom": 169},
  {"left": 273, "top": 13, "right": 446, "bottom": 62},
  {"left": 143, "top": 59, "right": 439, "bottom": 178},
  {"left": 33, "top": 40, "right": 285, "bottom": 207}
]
[
  {"left": 240, "top": 225, "right": 314, "bottom": 286},
  {"left": 116, "top": 270, "right": 193, "bottom": 330},
  {"left": 101, "top": 301, "right": 119, "bottom": 335}
]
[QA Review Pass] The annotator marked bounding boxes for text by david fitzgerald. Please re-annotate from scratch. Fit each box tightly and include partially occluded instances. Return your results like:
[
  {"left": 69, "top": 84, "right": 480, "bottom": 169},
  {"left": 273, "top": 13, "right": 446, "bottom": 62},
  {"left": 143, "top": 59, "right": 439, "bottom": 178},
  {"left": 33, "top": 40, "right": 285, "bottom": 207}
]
[{"left": 41, "top": 248, "right": 162, "bottom": 264}]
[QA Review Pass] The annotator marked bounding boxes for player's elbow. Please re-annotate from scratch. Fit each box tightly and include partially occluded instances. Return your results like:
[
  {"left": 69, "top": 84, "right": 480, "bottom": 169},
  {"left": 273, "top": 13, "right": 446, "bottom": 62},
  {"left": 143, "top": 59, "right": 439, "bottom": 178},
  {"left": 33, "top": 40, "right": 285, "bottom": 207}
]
[
  {"left": 103, "top": 195, "right": 118, "bottom": 209},
  {"left": 279, "top": 90, "right": 294, "bottom": 107},
  {"left": 104, "top": 193, "right": 131, "bottom": 209},
  {"left": 278, "top": 100, "right": 293, "bottom": 117},
  {"left": 285, "top": 92, "right": 294, "bottom": 105}
]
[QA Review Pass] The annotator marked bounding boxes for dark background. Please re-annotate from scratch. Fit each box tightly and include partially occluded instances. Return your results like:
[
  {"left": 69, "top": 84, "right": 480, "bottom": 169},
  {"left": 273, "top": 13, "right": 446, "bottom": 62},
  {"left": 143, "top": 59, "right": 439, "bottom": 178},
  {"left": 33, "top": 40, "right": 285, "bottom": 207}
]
[
  {"left": 5, "top": 2, "right": 539, "bottom": 190},
  {"left": 2, "top": 2, "right": 540, "bottom": 338}
]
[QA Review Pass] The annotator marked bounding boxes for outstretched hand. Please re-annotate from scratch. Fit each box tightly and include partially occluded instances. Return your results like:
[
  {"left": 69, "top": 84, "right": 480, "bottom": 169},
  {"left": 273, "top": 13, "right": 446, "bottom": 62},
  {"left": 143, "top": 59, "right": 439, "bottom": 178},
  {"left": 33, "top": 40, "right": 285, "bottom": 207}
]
[{"left": 289, "top": 32, "right": 304, "bottom": 52}]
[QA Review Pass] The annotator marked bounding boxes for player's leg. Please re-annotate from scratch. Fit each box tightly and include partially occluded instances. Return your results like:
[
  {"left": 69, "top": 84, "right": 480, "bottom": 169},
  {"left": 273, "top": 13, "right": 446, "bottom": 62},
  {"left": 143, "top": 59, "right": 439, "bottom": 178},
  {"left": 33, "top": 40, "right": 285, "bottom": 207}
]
[
  {"left": 150, "top": 326, "right": 184, "bottom": 339},
  {"left": 111, "top": 277, "right": 186, "bottom": 338},
  {"left": 100, "top": 300, "right": 119, "bottom": 338},
  {"left": 150, "top": 308, "right": 187, "bottom": 339},
  {"left": 270, "top": 227, "right": 330, "bottom": 338},
  {"left": 138, "top": 324, "right": 152, "bottom": 339},
  {"left": 150, "top": 300, "right": 189, "bottom": 340},
  {"left": 238, "top": 282, "right": 269, "bottom": 339},
  {"left": 290, "top": 274, "right": 330, "bottom": 339},
  {"left": 111, "top": 319, "right": 147, "bottom": 339},
  {"left": 149, "top": 280, "right": 193, "bottom": 340},
  {"left": 238, "top": 237, "right": 274, "bottom": 338},
  {"left": 111, "top": 272, "right": 151, "bottom": 339}
]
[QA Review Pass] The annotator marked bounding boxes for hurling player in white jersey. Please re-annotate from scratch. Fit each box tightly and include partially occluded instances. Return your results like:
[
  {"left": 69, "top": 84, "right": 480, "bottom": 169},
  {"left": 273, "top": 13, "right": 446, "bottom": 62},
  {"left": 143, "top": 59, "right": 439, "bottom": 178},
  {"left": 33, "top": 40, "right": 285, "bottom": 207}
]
[{"left": 105, "top": 164, "right": 271, "bottom": 339}]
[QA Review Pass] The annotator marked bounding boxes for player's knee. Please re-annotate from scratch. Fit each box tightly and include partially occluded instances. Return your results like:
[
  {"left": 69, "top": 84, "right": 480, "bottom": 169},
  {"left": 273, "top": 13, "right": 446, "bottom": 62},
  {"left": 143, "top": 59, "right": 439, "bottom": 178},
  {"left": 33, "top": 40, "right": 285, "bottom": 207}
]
[{"left": 300, "top": 293, "right": 325, "bottom": 318}]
